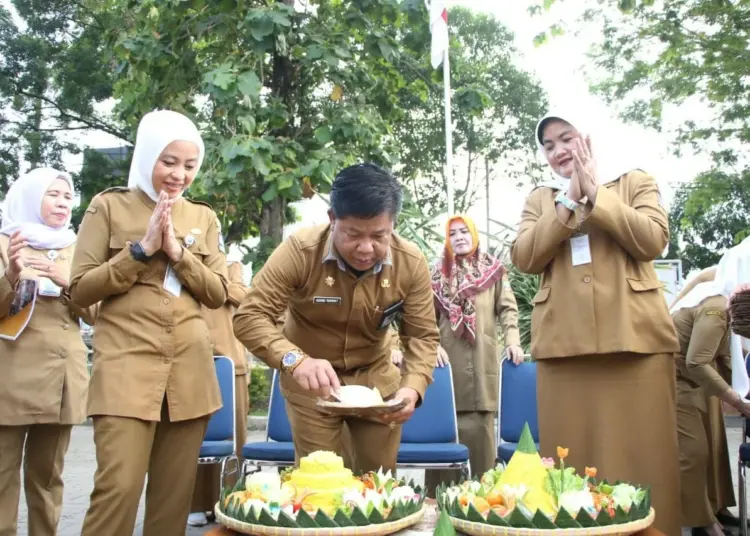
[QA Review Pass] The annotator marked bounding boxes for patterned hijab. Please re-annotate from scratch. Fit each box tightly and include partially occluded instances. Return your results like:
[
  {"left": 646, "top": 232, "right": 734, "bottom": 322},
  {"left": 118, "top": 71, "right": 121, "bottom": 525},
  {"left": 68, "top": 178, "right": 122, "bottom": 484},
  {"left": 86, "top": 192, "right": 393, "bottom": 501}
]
[{"left": 431, "top": 215, "right": 505, "bottom": 345}]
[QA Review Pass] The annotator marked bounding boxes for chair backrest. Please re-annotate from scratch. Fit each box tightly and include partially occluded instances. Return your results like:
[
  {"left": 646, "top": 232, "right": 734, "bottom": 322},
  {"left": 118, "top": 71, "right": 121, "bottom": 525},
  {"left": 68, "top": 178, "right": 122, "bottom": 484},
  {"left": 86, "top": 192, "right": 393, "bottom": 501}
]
[
  {"left": 498, "top": 359, "right": 539, "bottom": 444},
  {"left": 267, "top": 370, "right": 293, "bottom": 442},
  {"left": 205, "top": 356, "right": 236, "bottom": 442},
  {"left": 401, "top": 365, "right": 458, "bottom": 444}
]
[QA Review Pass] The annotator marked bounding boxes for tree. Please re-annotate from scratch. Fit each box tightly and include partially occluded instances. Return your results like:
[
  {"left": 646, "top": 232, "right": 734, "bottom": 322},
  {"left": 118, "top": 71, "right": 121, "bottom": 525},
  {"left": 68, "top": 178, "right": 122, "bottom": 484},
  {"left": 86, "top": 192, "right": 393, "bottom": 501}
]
[
  {"left": 530, "top": 0, "right": 750, "bottom": 268},
  {"left": 392, "top": 7, "right": 548, "bottom": 215}
]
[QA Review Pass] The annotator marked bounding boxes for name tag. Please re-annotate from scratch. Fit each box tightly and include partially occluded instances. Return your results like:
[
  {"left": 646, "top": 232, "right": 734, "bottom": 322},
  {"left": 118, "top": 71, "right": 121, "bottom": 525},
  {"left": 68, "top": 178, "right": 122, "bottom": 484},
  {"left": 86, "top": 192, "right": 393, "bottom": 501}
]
[
  {"left": 38, "top": 277, "right": 62, "bottom": 297},
  {"left": 313, "top": 296, "right": 342, "bottom": 305},
  {"left": 163, "top": 264, "right": 182, "bottom": 297},
  {"left": 570, "top": 234, "right": 592, "bottom": 266}
]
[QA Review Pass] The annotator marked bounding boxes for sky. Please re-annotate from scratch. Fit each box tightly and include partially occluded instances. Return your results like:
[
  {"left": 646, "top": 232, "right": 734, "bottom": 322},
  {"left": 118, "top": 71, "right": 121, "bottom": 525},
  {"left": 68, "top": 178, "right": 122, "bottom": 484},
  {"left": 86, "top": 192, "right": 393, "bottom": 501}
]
[{"left": 2, "top": 0, "right": 711, "bottom": 262}]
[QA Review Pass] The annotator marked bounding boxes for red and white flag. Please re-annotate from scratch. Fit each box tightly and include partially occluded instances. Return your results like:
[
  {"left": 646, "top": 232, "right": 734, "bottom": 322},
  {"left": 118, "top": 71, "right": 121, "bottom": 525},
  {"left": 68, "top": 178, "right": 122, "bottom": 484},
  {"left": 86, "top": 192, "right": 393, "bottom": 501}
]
[{"left": 426, "top": 0, "right": 448, "bottom": 69}]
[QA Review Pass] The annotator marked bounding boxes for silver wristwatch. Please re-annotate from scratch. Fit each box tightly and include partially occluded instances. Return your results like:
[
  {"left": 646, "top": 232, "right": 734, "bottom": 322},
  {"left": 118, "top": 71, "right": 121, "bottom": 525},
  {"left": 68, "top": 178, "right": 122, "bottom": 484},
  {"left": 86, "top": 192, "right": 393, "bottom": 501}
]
[{"left": 555, "top": 191, "right": 579, "bottom": 211}]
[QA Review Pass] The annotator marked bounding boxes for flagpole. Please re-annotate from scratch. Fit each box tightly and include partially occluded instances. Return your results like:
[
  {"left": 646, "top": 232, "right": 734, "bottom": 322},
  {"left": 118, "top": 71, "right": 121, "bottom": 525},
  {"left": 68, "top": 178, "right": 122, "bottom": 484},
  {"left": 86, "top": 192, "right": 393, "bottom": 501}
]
[{"left": 443, "top": 48, "right": 455, "bottom": 216}]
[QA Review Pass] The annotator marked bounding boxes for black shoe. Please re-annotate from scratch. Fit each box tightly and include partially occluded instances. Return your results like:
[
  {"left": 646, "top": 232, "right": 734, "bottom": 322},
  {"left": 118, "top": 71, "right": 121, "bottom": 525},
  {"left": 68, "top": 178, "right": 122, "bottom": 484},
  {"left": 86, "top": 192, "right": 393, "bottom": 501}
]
[
  {"left": 716, "top": 510, "right": 748, "bottom": 528},
  {"left": 691, "top": 528, "right": 733, "bottom": 536}
]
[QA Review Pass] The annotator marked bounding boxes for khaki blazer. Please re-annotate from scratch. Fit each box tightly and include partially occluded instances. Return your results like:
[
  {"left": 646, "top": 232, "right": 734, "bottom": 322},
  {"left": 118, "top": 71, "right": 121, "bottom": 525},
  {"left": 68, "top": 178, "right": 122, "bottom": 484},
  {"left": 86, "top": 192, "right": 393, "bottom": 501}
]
[
  {"left": 673, "top": 295, "right": 732, "bottom": 412},
  {"left": 202, "top": 261, "right": 249, "bottom": 375},
  {"left": 0, "top": 235, "right": 96, "bottom": 425},
  {"left": 69, "top": 187, "right": 227, "bottom": 422},
  {"left": 437, "top": 274, "right": 520, "bottom": 412},
  {"left": 511, "top": 170, "right": 679, "bottom": 359},
  {"left": 233, "top": 224, "right": 440, "bottom": 408}
]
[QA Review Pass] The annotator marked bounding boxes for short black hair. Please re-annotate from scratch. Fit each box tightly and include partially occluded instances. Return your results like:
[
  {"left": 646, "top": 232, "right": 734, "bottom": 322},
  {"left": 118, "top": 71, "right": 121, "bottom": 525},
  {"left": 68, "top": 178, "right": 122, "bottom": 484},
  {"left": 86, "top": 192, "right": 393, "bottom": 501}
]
[{"left": 329, "top": 163, "right": 403, "bottom": 220}]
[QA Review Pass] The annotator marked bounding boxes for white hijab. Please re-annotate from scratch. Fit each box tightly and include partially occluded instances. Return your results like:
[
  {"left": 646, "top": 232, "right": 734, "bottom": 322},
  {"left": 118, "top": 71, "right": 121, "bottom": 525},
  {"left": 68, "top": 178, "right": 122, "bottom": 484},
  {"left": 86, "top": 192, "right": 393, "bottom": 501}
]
[
  {"left": 534, "top": 110, "right": 638, "bottom": 192},
  {"left": 127, "top": 110, "right": 205, "bottom": 202},
  {"left": 0, "top": 167, "right": 77, "bottom": 250},
  {"left": 670, "top": 237, "right": 750, "bottom": 398}
]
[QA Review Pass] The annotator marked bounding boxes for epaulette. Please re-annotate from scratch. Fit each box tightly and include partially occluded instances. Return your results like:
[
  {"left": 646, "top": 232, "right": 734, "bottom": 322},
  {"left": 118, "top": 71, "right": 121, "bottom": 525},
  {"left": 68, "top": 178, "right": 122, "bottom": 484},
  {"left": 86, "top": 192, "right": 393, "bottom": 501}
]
[
  {"left": 184, "top": 197, "right": 213, "bottom": 210},
  {"left": 99, "top": 186, "right": 131, "bottom": 195}
]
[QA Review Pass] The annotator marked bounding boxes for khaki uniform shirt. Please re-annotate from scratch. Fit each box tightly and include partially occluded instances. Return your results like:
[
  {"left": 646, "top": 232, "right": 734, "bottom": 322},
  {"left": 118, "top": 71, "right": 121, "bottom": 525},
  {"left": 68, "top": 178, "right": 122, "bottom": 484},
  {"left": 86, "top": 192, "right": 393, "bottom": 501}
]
[
  {"left": 0, "top": 236, "right": 96, "bottom": 425},
  {"left": 233, "top": 224, "right": 440, "bottom": 408},
  {"left": 511, "top": 170, "right": 679, "bottom": 360},
  {"left": 673, "top": 295, "right": 732, "bottom": 411},
  {"left": 436, "top": 274, "right": 520, "bottom": 412},
  {"left": 202, "top": 261, "right": 249, "bottom": 375},
  {"left": 69, "top": 187, "right": 227, "bottom": 422}
]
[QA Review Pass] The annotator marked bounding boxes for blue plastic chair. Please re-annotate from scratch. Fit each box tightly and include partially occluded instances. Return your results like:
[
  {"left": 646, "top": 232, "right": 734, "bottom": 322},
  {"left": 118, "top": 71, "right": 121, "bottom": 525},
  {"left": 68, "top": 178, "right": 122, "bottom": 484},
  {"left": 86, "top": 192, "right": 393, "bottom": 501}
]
[
  {"left": 198, "top": 356, "right": 239, "bottom": 489},
  {"left": 738, "top": 355, "right": 750, "bottom": 536},
  {"left": 496, "top": 358, "right": 540, "bottom": 463},
  {"left": 242, "top": 370, "right": 295, "bottom": 474},
  {"left": 398, "top": 364, "right": 471, "bottom": 479}
]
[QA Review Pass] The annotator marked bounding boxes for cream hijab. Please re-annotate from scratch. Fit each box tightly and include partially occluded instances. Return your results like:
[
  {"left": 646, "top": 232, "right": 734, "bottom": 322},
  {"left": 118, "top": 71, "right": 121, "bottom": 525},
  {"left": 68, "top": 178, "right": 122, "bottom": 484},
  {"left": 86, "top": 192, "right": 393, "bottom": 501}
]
[
  {"left": 534, "top": 110, "right": 639, "bottom": 191},
  {"left": 670, "top": 237, "right": 750, "bottom": 398},
  {"left": 0, "top": 167, "right": 77, "bottom": 250},
  {"left": 127, "top": 110, "right": 205, "bottom": 202}
]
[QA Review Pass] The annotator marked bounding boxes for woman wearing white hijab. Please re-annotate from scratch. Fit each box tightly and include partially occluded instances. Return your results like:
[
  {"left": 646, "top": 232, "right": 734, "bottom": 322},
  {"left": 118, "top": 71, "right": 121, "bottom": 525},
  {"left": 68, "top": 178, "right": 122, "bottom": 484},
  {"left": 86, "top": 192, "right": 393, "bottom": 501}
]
[
  {"left": 0, "top": 168, "right": 96, "bottom": 536},
  {"left": 70, "top": 110, "right": 228, "bottom": 536},
  {"left": 511, "top": 111, "right": 682, "bottom": 536},
  {"left": 670, "top": 241, "right": 750, "bottom": 535}
]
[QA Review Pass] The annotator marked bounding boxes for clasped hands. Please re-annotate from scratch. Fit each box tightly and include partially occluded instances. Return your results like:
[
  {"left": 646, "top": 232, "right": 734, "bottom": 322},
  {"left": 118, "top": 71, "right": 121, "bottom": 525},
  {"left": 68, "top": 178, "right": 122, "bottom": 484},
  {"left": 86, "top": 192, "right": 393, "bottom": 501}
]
[
  {"left": 564, "top": 135, "right": 599, "bottom": 206},
  {"left": 292, "top": 356, "right": 419, "bottom": 426},
  {"left": 140, "top": 191, "right": 184, "bottom": 263},
  {"left": 4, "top": 231, "right": 69, "bottom": 289}
]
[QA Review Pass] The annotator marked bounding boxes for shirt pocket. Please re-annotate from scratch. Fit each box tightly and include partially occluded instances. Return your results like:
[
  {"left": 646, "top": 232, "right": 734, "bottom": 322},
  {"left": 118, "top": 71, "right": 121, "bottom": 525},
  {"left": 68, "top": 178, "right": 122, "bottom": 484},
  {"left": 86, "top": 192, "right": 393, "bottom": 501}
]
[
  {"left": 177, "top": 232, "right": 211, "bottom": 260},
  {"left": 626, "top": 278, "right": 664, "bottom": 293}
]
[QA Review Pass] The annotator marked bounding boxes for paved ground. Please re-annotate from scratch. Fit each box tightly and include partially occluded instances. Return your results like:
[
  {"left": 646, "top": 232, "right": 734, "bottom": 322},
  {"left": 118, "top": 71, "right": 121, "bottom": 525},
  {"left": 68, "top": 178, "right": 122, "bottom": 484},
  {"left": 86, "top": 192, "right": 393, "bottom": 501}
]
[{"left": 12, "top": 423, "right": 746, "bottom": 535}]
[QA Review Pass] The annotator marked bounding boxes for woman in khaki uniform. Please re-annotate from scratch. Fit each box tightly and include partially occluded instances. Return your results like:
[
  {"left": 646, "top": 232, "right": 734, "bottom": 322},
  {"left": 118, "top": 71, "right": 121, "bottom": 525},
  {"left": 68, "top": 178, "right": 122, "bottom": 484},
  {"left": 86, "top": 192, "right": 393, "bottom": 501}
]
[
  {"left": 670, "top": 247, "right": 750, "bottom": 535},
  {"left": 70, "top": 110, "right": 228, "bottom": 536},
  {"left": 188, "top": 260, "right": 250, "bottom": 527},
  {"left": 0, "top": 168, "right": 96, "bottom": 536},
  {"left": 511, "top": 111, "right": 682, "bottom": 536},
  {"left": 671, "top": 266, "right": 739, "bottom": 529},
  {"left": 422, "top": 214, "right": 521, "bottom": 493}
]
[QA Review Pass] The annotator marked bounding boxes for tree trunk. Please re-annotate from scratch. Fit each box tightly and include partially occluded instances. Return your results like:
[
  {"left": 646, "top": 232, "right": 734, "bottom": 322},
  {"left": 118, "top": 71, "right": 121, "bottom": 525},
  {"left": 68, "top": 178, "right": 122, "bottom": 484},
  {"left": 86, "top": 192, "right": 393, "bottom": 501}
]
[{"left": 257, "top": 0, "right": 295, "bottom": 256}]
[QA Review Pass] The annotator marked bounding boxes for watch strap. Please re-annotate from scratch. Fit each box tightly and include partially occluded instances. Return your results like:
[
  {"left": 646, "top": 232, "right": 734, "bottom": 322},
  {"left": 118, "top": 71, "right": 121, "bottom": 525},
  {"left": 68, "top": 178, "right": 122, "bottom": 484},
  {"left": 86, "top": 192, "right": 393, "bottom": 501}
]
[
  {"left": 129, "top": 241, "right": 151, "bottom": 263},
  {"left": 555, "top": 191, "right": 579, "bottom": 211}
]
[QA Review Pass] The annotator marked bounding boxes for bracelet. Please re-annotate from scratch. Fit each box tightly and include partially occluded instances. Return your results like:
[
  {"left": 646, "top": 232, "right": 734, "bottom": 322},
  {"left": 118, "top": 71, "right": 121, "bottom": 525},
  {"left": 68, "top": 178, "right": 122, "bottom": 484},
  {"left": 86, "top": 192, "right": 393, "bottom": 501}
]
[{"left": 555, "top": 191, "right": 579, "bottom": 211}]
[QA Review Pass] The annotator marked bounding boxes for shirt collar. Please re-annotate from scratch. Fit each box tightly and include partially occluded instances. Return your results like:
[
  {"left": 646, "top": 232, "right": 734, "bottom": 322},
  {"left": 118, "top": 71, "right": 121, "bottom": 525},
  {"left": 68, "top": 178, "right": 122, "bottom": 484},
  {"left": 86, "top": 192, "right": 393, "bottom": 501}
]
[{"left": 322, "top": 235, "right": 392, "bottom": 275}]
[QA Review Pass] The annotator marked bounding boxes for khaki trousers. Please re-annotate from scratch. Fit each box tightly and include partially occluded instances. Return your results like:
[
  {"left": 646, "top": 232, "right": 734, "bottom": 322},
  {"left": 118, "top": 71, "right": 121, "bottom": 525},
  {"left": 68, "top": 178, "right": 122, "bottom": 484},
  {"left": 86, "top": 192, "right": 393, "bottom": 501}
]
[
  {"left": 424, "top": 411, "right": 494, "bottom": 496},
  {"left": 676, "top": 391, "right": 716, "bottom": 527},
  {"left": 706, "top": 396, "right": 735, "bottom": 512},
  {"left": 191, "top": 374, "right": 249, "bottom": 513},
  {"left": 285, "top": 397, "right": 401, "bottom": 474},
  {"left": 80, "top": 402, "right": 209, "bottom": 536},
  {"left": 0, "top": 424, "right": 71, "bottom": 536}
]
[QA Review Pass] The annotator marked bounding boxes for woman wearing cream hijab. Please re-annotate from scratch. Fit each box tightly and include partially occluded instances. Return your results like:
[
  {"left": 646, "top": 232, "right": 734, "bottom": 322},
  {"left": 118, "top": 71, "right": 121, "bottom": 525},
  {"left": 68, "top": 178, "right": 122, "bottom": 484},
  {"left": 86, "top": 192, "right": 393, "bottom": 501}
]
[
  {"left": 512, "top": 111, "right": 682, "bottom": 536},
  {"left": 70, "top": 110, "right": 228, "bottom": 536},
  {"left": 670, "top": 243, "right": 750, "bottom": 535},
  {"left": 0, "top": 168, "right": 96, "bottom": 536}
]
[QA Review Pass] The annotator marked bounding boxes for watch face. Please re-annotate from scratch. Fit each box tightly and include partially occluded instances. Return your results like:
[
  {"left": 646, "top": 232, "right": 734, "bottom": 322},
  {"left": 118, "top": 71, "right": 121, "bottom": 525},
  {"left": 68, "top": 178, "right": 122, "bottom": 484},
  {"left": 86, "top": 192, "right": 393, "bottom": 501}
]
[{"left": 282, "top": 352, "right": 298, "bottom": 368}]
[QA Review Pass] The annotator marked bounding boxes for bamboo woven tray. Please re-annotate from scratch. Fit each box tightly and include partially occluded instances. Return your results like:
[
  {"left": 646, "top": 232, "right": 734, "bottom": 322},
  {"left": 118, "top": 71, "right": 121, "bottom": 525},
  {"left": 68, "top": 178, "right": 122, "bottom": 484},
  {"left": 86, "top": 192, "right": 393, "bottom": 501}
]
[
  {"left": 447, "top": 507, "right": 655, "bottom": 536},
  {"left": 730, "top": 292, "right": 750, "bottom": 338},
  {"left": 214, "top": 504, "right": 427, "bottom": 536}
]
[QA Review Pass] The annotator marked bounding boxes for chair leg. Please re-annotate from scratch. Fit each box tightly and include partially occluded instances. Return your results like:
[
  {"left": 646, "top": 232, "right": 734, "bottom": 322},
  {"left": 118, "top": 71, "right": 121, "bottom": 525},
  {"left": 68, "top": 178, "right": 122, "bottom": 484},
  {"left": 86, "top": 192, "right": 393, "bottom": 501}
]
[{"left": 741, "top": 460, "right": 748, "bottom": 536}]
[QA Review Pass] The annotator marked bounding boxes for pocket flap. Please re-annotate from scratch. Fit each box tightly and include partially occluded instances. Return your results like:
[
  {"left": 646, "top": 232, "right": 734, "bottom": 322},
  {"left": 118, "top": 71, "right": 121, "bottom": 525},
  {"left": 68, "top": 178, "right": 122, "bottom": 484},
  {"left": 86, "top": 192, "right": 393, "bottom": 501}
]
[
  {"left": 532, "top": 286, "right": 551, "bottom": 304},
  {"left": 627, "top": 278, "right": 664, "bottom": 292},
  {"left": 109, "top": 235, "right": 140, "bottom": 250}
]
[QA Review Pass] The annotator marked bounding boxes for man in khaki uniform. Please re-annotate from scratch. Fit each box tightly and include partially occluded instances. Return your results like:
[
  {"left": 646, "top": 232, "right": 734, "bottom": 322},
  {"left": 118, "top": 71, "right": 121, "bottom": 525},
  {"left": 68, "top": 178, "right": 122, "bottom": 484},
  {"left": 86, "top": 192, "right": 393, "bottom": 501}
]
[
  {"left": 233, "top": 163, "right": 439, "bottom": 472},
  {"left": 189, "top": 260, "right": 250, "bottom": 527}
]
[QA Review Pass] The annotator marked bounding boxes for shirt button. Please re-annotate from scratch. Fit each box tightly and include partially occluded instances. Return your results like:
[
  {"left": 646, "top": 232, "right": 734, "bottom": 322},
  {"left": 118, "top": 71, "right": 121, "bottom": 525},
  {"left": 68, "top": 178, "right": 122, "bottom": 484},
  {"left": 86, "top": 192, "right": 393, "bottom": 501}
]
[
  {"left": 163, "top": 298, "right": 170, "bottom": 304},
  {"left": 166, "top": 327, "right": 173, "bottom": 334},
  {"left": 583, "top": 276, "right": 591, "bottom": 283},
  {"left": 60, "top": 351, "right": 67, "bottom": 359},
  {"left": 62, "top": 323, "right": 69, "bottom": 330},
  {"left": 163, "top": 357, "right": 170, "bottom": 364}
]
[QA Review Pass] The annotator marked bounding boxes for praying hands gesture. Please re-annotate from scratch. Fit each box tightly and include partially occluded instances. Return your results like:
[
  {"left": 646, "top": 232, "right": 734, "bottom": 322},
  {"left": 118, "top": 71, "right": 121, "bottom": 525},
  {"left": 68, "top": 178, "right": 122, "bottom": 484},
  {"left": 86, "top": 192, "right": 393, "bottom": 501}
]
[
  {"left": 572, "top": 135, "right": 599, "bottom": 204},
  {"left": 140, "top": 191, "right": 183, "bottom": 263}
]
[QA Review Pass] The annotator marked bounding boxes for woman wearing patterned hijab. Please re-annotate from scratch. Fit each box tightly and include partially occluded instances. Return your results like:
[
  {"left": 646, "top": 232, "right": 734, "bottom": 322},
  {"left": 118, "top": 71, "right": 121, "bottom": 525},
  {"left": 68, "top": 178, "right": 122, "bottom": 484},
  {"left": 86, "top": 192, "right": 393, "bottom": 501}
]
[
  {"left": 423, "top": 214, "right": 522, "bottom": 493},
  {"left": 0, "top": 168, "right": 96, "bottom": 535}
]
